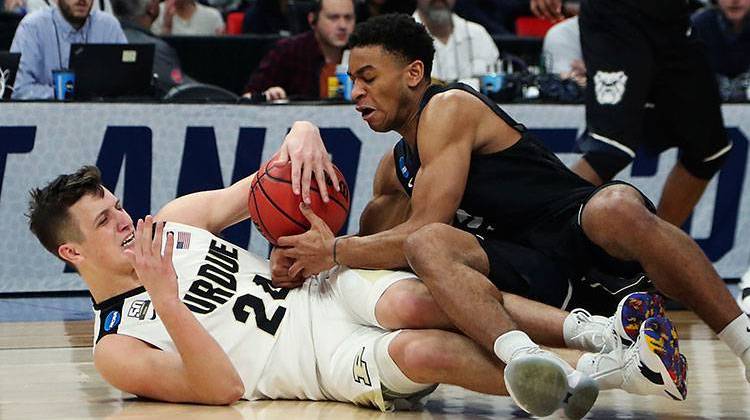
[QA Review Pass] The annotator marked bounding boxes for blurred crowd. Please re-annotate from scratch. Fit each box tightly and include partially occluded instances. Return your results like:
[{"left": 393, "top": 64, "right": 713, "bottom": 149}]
[{"left": 0, "top": 0, "right": 748, "bottom": 101}]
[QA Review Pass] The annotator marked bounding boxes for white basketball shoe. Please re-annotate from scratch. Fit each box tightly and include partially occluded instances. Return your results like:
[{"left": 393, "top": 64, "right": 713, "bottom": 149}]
[
  {"left": 578, "top": 316, "right": 688, "bottom": 401},
  {"left": 504, "top": 347, "right": 599, "bottom": 419}
]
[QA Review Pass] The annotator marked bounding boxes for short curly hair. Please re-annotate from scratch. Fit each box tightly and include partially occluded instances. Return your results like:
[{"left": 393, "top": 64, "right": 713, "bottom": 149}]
[
  {"left": 27, "top": 165, "right": 104, "bottom": 259},
  {"left": 348, "top": 14, "right": 435, "bottom": 81}
]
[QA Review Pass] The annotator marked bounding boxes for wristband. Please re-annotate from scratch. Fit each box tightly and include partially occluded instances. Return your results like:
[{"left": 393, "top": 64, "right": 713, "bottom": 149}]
[{"left": 333, "top": 236, "right": 346, "bottom": 265}]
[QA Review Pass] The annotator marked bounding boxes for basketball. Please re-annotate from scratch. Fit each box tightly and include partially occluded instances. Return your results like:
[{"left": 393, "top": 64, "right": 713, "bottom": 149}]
[{"left": 248, "top": 157, "right": 350, "bottom": 245}]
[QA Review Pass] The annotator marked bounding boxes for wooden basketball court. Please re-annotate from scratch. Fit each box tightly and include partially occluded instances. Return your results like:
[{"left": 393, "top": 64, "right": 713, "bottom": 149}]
[{"left": 1, "top": 304, "right": 749, "bottom": 420}]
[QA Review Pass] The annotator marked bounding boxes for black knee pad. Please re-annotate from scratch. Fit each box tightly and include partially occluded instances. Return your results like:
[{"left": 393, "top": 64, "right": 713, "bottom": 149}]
[
  {"left": 581, "top": 151, "right": 633, "bottom": 181},
  {"left": 576, "top": 131, "right": 635, "bottom": 181},
  {"left": 679, "top": 142, "right": 732, "bottom": 180}
]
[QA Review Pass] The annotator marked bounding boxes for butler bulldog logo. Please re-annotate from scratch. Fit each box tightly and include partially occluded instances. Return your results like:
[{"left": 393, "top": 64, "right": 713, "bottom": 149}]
[{"left": 594, "top": 71, "right": 628, "bottom": 105}]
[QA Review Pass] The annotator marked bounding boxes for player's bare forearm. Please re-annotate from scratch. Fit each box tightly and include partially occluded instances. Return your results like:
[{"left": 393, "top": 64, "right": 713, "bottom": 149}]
[
  {"left": 358, "top": 193, "right": 410, "bottom": 236},
  {"left": 153, "top": 297, "right": 244, "bottom": 404},
  {"left": 339, "top": 217, "right": 447, "bottom": 269}
]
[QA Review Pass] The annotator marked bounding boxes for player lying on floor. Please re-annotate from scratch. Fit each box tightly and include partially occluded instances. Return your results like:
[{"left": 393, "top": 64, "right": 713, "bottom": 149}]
[{"left": 26, "top": 134, "right": 685, "bottom": 419}]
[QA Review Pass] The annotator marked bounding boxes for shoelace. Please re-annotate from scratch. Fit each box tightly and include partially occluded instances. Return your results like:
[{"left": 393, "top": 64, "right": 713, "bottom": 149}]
[
  {"left": 589, "top": 333, "right": 641, "bottom": 384},
  {"left": 509, "top": 344, "right": 547, "bottom": 362},
  {"left": 567, "top": 308, "right": 619, "bottom": 353}
]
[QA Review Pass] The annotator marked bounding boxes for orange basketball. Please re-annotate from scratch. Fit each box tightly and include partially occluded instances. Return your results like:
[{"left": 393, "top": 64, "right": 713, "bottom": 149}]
[{"left": 248, "top": 157, "right": 350, "bottom": 245}]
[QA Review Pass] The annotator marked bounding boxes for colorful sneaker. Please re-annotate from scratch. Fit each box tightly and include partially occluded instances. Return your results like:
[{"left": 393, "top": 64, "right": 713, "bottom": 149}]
[
  {"left": 585, "top": 316, "right": 688, "bottom": 401},
  {"left": 504, "top": 348, "right": 599, "bottom": 419},
  {"left": 565, "top": 292, "right": 665, "bottom": 354},
  {"left": 614, "top": 292, "right": 666, "bottom": 345}
]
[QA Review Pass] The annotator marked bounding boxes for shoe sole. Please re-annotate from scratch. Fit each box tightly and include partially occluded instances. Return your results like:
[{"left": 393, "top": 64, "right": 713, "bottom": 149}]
[
  {"left": 504, "top": 355, "right": 568, "bottom": 417},
  {"left": 617, "top": 292, "right": 666, "bottom": 344},
  {"left": 563, "top": 373, "right": 599, "bottom": 420},
  {"left": 640, "top": 316, "right": 688, "bottom": 400}
]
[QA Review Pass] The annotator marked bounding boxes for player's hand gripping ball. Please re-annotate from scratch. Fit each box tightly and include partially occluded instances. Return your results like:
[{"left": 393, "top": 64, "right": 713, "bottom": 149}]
[{"left": 248, "top": 157, "right": 350, "bottom": 245}]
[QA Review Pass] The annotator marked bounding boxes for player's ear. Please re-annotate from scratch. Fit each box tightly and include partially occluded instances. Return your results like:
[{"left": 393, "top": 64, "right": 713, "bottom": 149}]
[
  {"left": 406, "top": 60, "right": 424, "bottom": 88},
  {"left": 58, "top": 243, "right": 83, "bottom": 266}
]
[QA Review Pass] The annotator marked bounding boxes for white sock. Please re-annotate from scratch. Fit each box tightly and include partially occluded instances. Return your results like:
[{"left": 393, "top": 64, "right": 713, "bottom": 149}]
[
  {"left": 717, "top": 314, "right": 750, "bottom": 358},
  {"left": 576, "top": 352, "right": 622, "bottom": 390},
  {"left": 493, "top": 330, "right": 538, "bottom": 364}
]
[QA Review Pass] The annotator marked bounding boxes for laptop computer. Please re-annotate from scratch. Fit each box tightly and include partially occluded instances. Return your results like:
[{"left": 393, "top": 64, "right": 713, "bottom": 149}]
[
  {"left": 68, "top": 43, "right": 155, "bottom": 100},
  {"left": 0, "top": 51, "right": 20, "bottom": 100}
]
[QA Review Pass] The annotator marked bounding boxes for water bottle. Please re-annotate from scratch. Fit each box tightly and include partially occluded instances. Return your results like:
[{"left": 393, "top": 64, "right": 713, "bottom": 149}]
[{"left": 336, "top": 64, "right": 352, "bottom": 101}]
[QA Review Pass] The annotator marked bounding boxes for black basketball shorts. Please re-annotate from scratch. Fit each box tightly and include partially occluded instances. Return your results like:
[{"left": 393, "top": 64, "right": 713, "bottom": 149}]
[
  {"left": 476, "top": 181, "right": 656, "bottom": 315},
  {"left": 577, "top": 0, "right": 730, "bottom": 181}
]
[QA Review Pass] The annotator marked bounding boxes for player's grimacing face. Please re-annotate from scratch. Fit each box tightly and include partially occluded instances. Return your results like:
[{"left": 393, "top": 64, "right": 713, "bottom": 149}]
[
  {"left": 349, "top": 46, "right": 413, "bottom": 132},
  {"left": 67, "top": 189, "right": 135, "bottom": 274}
]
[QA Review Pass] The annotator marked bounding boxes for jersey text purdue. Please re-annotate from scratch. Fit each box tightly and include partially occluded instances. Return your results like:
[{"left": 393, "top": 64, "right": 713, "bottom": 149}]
[{"left": 183, "top": 239, "right": 240, "bottom": 314}]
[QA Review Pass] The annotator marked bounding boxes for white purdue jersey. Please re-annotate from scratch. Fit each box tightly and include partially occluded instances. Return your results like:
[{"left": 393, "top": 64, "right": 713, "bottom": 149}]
[
  {"left": 92, "top": 222, "right": 427, "bottom": 409},
  {"left": 92, "top": 222, "right": 312, "bottom": 400}
]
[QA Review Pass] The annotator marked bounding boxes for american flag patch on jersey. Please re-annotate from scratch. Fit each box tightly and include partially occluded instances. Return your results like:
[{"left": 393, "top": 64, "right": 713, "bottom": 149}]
[{"left": 176, "top": 231, "right": 191, "bottom": 249}]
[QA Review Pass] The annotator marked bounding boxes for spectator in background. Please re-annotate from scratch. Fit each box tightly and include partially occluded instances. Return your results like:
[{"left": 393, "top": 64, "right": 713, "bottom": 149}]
[
  {"left": 243, "top": 0, "right": 354, "bottom": 101},
  {"left": 413, "top": 0, "right": 499, "bottom": 85},
  {"left": 151, "top": 0, "right": 224, "bottom": 35},
  {"left": 3, "top": 0, "right": 114, "bottom": 15},
  {"left": 355, "top": 0, "right": 415, "bottom": 21},
  {"left": 112, "top": 0, "right": 196, "bottom": 94},
  {"left": 9, "top": 0, "right": 127, "bottom": 99},
  {"left": 542, "top": 16, "right": 585, "bottom": 86},
  {"left": 692, "top": 0, "right": 750, "bottom": 100}
]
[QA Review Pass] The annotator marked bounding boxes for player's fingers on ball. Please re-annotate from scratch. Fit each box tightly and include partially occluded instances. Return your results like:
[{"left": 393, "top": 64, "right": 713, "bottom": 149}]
[
  {"left": 290, "top": 158, "right": 301, "bottom": 196},
  {"left": 276, "top": 235, "right": 295, "bottom": 248},
  {"left": 324, "top": 161, "right": 340, "bottom": 191},
  {"left": 289, "top": 261, "right": 304, "bottom": 279},
  {"left": 313, "top": 167, "right": 330, "bottom": 203},
  {"left": 301, "top": 163, "right": 313, "bottom": 204},
  {"left": 298, "top": 203, "right": 325, "bottom": 228}
]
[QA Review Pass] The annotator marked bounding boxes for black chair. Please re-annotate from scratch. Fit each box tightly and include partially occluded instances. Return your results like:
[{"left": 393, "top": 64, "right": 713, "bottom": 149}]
[
  {"left": 161, "top": 34, "right": 281, "bottom": 94},
  {"left": 163, "top": 82, "right": 240, "bottom": 103}
]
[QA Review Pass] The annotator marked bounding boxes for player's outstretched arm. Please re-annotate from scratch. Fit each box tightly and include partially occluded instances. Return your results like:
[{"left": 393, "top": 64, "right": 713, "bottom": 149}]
[
  {"left": 95, "top": 216, "right": 244, "bottom": 404},
  {"left": 155, "top": 121, "right": 337, "bottom": 234},
  {"left": 278, "top": 92, "right": 477, "bottom": 274}
]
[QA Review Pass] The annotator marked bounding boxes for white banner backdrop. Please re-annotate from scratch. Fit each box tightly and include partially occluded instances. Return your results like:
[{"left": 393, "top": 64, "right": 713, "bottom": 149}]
[{"left": 0, "top": 103, "right": 748, "bottom": 292}]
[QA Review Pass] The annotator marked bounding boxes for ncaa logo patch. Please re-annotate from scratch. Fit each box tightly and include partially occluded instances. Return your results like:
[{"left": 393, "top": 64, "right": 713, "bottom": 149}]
[
  {"left": 399, "top": 156, "right": 410, "bottom": 179},
  {"left": 104, "top": 310, "right": 121, "bottom": 332},
  {"left": 594, "top": 71, "right": 628, "bottom": 105}
]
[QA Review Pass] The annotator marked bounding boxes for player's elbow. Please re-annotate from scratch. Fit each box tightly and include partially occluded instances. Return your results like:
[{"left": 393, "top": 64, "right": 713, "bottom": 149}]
[{"left": 204, "top": 381, "right": 245, "bottom": 405}]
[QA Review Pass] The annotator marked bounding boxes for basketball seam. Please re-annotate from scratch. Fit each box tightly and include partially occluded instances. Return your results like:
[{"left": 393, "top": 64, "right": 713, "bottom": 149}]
[
  {"left": 250, "top": 169, "right": 275, "bottom": 243},
  {"left": 256, "top": 176, "right": 309, "bottom": 232}
]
